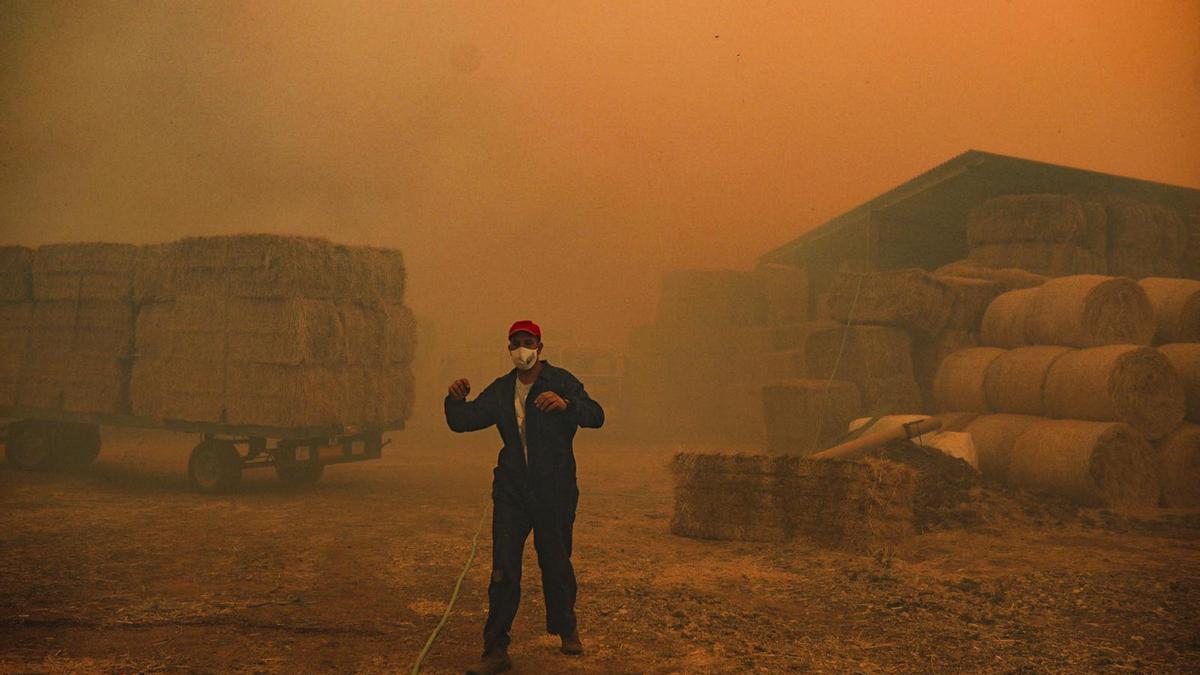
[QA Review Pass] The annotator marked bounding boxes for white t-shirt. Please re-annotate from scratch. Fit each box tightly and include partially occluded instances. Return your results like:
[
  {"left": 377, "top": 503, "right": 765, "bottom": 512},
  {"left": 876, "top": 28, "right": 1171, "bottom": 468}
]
[{"left": 515, "top": 378, "right": 533, "bottom": 463}]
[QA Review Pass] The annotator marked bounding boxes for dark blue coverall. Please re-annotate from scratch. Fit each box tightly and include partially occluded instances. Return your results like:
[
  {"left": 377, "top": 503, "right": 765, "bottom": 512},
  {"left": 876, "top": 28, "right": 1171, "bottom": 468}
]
[{"left": 444, "top": 360, "right": 605, "bottom": 656}]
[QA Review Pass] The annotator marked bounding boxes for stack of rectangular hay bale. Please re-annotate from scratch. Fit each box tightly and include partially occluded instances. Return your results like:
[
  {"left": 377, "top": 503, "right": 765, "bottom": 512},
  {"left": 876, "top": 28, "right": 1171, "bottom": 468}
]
[
  {"left": 670, "top": 451, "right": 916, "bottom": 553},
  {"left": 0, "top": 247, "right": 34, "bottom": 407},
  {"left": 131, "top": 235, "right": 414, "bottom": 429},
  {"left": 623, "top": 267, "right": 803, "bottom": 442},
  {"left": 21, "top": 244, "right": 138, "bottom": 414}
]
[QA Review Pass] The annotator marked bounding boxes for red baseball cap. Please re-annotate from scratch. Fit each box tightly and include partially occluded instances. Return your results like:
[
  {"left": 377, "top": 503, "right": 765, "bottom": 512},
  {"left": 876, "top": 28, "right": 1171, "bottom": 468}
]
[{"left": 508, "top": 320, "right": 541, "bottom": 339}]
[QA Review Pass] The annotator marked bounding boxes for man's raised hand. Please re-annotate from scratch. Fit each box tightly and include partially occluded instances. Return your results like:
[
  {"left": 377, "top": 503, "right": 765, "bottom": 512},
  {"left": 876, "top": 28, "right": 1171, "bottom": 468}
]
[
  {"left": 534, "top": 391, "right": 568, "bottom": 412},
  {"left": 448, "top": 379, "right": 471, "bottom": 400}
]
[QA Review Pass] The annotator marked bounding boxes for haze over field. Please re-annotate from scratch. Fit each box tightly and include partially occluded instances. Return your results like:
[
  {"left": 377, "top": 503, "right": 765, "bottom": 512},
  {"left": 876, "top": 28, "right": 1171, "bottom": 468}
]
[{"left": 2, "top": 0, "right": 1198, "bottom": 345}]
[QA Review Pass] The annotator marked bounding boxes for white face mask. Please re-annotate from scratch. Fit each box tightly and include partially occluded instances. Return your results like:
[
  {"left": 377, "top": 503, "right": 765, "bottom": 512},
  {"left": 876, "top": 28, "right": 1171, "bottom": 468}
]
[{"left": 510, "top": 346, "right": 539, "bottom": 371}]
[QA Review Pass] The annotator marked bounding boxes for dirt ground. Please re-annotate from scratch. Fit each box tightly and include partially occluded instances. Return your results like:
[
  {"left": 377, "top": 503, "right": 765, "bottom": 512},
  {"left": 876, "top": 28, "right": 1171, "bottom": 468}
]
[{"left": 2, "top": 424, "right": 1199, "bottom": 674}]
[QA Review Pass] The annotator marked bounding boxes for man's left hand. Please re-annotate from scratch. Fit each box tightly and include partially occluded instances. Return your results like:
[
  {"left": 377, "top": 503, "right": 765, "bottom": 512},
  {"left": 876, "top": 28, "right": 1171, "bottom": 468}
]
[{"left": 534, "top": 391, "right": 568, "bottom": 412}]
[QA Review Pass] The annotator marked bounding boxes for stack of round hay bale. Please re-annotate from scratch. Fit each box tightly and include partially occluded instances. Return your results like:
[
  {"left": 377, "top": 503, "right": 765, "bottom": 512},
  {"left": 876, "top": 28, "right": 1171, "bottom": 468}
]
[{"left": 931, "top": 273, "right": 1200, "bottom": 508}]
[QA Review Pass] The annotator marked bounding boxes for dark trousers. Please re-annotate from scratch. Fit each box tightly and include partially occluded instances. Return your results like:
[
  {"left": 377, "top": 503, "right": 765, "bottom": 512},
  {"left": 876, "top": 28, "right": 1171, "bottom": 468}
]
[{"left": 482, "top": 481, "right": 579, "bottom": 655}]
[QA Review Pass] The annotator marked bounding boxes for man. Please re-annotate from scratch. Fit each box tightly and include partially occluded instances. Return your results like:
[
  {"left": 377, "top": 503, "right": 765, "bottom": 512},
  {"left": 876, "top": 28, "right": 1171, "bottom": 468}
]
[{"left": 445, "top": 320, "right": 605, "bottom": 675}]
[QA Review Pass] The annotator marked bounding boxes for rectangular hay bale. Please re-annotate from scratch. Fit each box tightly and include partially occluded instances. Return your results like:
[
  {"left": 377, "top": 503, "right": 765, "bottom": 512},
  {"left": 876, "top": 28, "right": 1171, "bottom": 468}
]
[{"left": 32, "top": 243, "right": 138, "bottom": 301}]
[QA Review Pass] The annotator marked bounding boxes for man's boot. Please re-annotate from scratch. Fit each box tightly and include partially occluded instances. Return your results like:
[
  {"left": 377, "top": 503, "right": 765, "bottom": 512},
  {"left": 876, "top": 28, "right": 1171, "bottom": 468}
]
[
  {"left": 465, "top": 646, "right": 512, "bottom": 675},
  {"left": 560, "top": 630, "right": 583, "bottom": 655}
]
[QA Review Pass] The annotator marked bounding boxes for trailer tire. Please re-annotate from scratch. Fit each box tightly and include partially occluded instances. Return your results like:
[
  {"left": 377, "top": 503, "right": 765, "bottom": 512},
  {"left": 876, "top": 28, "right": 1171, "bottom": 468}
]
[
  {"left": 57, "top": 424, "right": 102, "bottom": 467},
  {"left": 276, "top": 461, "right": 324, "bottom": 487},
  {"left": 188, "top": 439, "right": 242, "bottom": 493},
  {"left": 5, "top": 421, "right": 56, "bottom": 470}
]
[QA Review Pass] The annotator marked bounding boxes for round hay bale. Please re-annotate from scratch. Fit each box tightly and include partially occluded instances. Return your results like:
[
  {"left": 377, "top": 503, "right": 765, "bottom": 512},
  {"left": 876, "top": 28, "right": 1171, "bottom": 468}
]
[
  {"left": 980, "top": 288, "right": 1038, "bottom": 348},
  {"left": 1009, "top": 420, "right": 1158, "bottom": 508},
  {"left": 934, "top": 260, "right": 1047, "bottom": 291},
  {"left": 983, "top": 346, "right": 1072, "bottom": 416},
  {"left": 1158, "top": 343, "right": 1200, "bottom": 423},
  {"left": 1043, "top": 345, "right": 1186, "bottom": 440},
  {"left": 940, "top": 411, "right": 979, "bottom": 432},
  {"left": 1139, "top": 278, "right": 1200, "bottom": 344},
  {"left": 1155, "top": 423, "right": 1200, "bottom": 508},
  {"left": 963, "top": 414, "right": 1042, "bottom": 482},
  {"left": 932, "top": 347, "right": 1005, "bottom": 413},
  {"left": 1026, "top": 275, "right": 1155, "bottom": 348}
]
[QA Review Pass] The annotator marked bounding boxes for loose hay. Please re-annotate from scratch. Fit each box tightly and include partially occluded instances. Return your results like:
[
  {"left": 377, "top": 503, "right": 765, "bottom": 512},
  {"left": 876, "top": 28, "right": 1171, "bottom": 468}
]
[
  {"left": 862, "top": 439, "right": 979, "bottom": 533},
  {"left": 932, "top": 347, "right": 1005, "bottom": 413},
  {"left": 1043, "top": 345, "right": 1185, "bottom": 440},
  {"left": 669, "top": 452, "right": 917, "bottom": 553},
  {"left": 980, "top": 288, "right": 1038, "bottom": 348},
  {"left": 761, "top": 379, "right": 862, "bottom": 455},
  {"left": 933, "top": 260, "right": 1047, "bottom": 291},
  {"left": 0, "top": 247, "right": 32, "bottom": 301},
  {"left": 1026, "top": 275, "right": 1154, "bottom": 347},
  {"left": 32, "top": 243, "right": 138, "bottom": 301},
  {"left": 967, "top": 242, "right": 1106, "bottom": 277},
  {"left": 983, "top": 346, "right": 1072, "bottom": 416},
  {"left": 1139, "top": 277, "right": 1200, "bottom": 344},
  {"left": 1154, "top": 423, "right": 1200, "bottom": 508},
  {"left": 963, "top": 414, "right": 1042, "bottom": 483},
  {"left": 1009, "top": 419, "right": 1158, "bottom": 508},
  {"left": 828, "top": 269, "right": 954, "bottom": 336},
  {"left": 1158, "top": 343, "right": 1200, "bottom": 423}
]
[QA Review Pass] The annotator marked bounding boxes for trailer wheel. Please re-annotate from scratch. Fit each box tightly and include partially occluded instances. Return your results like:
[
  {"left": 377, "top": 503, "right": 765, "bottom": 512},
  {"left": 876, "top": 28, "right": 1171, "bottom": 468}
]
[
  {"left": 275, "top": 461, "right": 324, "bottom": 487},
  {"left": 57, "top": 424, "right": 102, "bottom": 467},
  {"left": 188, "top": 439, "right": 242, "bottom": 493},
  {"left": 5, "top": 421, "right": 56, "bottom": 470}
]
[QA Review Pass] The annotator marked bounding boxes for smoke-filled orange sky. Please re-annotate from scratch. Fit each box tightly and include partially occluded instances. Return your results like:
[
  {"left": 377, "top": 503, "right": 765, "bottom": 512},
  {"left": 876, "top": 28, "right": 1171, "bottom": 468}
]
[{"left": 2, "top": 1, "right": 1198, "bottom": 348}]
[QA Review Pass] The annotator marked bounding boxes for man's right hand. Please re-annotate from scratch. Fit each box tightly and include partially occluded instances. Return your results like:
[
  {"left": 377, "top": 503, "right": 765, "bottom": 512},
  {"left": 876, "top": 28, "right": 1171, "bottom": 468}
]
[{"left": 448, "top": 378, "right": 471, "bottom": 400}]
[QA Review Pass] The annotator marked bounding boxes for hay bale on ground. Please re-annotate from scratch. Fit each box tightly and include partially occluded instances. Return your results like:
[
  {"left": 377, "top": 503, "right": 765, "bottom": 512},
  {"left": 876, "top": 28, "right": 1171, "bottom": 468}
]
[
  {"left": 1158, "top": 344, "right": 1200, "bottom": 423},
  {"left": 32, "top": 243, "right": 138, "bottom": 301},
  {"left": 967, "top": 242, "right": 1106, "bottom": 277},
  {"left": 1139, "top": 278, "right": 1200, "bottom": 344},
  {"left": 670, "top": 453, "right": 794, "bottom": 542},
  {"left": 828, "top": 269, "right": 954, "bottom": 336},
  {"left": 963, "top": 414, "right": 1042, "bottom": 483},
  {"left": 934, "top": 260, "right": 1047, "bottom": 291},
  {"left": 0, "top": 303, "right": 32, "bottom": 406},
  {"left": 1155, "top": 424, "right": 1200, "bottom": 508},
  {"left": 803, "top": 322, "right": 914, "bottom": 381},
  {"left": 862, "top": 439, "right": 979, "bottom": 532},
  {"left": 761, "top": 379, "right": 861, "bottom": 454},
  {"left": 966, "top": 194, "right": 1097, "bottom": 248},
  {"left": 983, "top": 346, "right": 1072, "bottom": 416},
  {"left": 756, "top": 264, "right": 808, "bottom": 326},
  {"left": 1043, "top": 345, "right": 1185, "bottom": 440},
  {"left": 1027, "top": 275, "right": 1155, "bottom": 348},
  {"left": 980, "top": 288, "right": 1038, "bottom": 348},
  {"left": 932, "top": 347, "right": 1005, "bottom": 413},
  {"left": 938, "top": 275, "right": 1004, "bottom": 331},
  {"left": 1009, "top": 419, "right": 1158, "bottom": 507},
  {"left": 856, "top": 376, "right": 923, "bottom": 416},
  {"left": 0, "top": 247, "right": 32, "bottom": 301}
]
